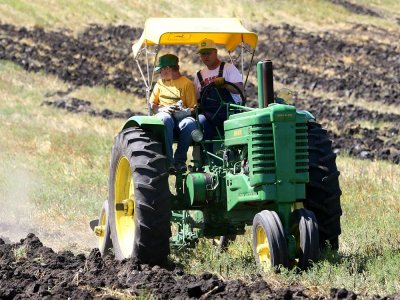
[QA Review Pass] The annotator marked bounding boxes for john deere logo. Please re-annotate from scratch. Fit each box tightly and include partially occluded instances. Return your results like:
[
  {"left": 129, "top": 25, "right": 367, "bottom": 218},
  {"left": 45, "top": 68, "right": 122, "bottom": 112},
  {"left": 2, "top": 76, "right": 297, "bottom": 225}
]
[
  {"left": 233, "top": 129, "right": 243, "bottom": 137},
  {"left": 201, "top": 42, "right": 206, "bottom": 46}
]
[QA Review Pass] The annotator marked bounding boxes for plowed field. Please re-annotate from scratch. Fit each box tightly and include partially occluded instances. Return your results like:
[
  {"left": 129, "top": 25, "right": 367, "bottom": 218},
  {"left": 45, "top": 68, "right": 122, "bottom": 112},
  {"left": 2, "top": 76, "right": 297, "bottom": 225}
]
[{"left": 0, "top": 19, "right": 399, "bottom": 299}]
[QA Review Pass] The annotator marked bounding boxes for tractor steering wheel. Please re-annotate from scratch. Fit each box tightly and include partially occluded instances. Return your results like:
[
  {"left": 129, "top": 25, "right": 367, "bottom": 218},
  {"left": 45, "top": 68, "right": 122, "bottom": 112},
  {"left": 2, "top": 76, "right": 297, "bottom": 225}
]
[
  {"left": 200, "top": 81, "right": 246, "bottom": 106},
  {"left": 199, "top": 81, "right": 246, "bottom": 126}
]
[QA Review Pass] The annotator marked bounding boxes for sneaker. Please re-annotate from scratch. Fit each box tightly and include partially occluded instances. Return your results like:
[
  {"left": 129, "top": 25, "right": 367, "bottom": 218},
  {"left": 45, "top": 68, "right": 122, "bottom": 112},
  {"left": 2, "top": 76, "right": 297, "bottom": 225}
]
[{"left": 174, "top": 161, "right": 187, "bottom": 173}]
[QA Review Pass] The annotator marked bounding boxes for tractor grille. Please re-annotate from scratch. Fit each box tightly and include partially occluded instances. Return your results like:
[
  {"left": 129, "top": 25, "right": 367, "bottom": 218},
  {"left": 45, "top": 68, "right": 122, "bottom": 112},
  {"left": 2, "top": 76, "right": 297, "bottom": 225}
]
[
  {"left": 295, "top": 122, "right": 309, "bottom": 174},
  {"left": 251, "top": 124, "right": 275, "bottom": 175},
  {"left": 250, "top": 123, "right": 309, "bottom": 176}
]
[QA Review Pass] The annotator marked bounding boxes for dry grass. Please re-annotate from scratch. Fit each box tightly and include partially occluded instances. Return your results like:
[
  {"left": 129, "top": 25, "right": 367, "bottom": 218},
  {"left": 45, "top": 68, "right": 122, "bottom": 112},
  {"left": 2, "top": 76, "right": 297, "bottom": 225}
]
[{"left": 0, "top": 0, "right": 399, "bottom": 33}]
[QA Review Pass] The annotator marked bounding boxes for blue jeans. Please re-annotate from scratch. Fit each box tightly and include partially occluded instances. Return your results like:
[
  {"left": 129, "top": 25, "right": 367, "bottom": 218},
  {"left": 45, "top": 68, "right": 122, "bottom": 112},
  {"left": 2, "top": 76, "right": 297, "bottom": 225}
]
[
  {"left": 198, "top": 114, "right": 224, "bottom": 153},
  {"left": 156, "top": 112, "right": 196, "bottom": 164}
]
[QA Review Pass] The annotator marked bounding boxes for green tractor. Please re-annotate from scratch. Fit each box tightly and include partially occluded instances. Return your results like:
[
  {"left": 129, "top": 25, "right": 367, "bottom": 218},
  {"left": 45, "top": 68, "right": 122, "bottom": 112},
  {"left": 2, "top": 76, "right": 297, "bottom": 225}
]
[{"left": 90, "top": 18, "right": 342, "bottom": 271}]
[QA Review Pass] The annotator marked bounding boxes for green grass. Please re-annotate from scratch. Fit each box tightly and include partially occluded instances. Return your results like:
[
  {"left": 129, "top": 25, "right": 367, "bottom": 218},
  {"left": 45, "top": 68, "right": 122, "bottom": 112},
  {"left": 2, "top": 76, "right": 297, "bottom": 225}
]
[{"left": 13, "top": 245, "right": 28, "bottom": 261}]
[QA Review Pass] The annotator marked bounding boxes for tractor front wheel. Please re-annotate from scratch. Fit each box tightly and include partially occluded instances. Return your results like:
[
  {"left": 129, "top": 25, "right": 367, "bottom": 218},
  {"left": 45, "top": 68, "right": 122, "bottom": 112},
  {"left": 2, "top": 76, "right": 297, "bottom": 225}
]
[
  {"left": 291, "top": 208, "right": 319, "bottom": 270},
  {"left": 252, "top": 210, "right": 289, "bottom": 271},
  {"left": 108, "top": 127, "right": 171, "bottom": 264}
]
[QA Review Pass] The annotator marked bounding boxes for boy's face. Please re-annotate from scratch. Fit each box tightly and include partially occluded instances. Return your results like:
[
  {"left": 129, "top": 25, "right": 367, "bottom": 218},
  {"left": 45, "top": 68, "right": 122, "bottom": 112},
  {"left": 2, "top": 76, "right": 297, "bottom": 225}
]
[{"left": 160, "top": 66, "right": 173, "bottom": 80}]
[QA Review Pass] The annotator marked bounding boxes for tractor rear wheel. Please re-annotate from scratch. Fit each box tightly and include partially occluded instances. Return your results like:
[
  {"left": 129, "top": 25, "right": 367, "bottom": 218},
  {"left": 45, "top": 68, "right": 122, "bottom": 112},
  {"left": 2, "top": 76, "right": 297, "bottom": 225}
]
[
  {"left": 291, "top": 208, "right": 319, "bottom": 270},
  {"left": 305, "top": 121, "right": 342, "bottom": 250},
  {"left": 98, "top": 200, "right": 113, "bottom": 256},
  {"left": 108, "top": 127, "right": 171, "bottom": 264},
  {"left": 252, "top": 210, "right": 289, "bottom": 271}
]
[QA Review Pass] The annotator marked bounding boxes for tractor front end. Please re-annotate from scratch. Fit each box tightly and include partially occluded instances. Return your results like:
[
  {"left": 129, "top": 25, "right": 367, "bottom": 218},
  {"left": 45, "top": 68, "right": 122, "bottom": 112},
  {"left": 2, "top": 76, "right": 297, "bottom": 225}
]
[
  {"left": 167, "top": 60, "right": 341, "bottom": 270},
  {"left": 223, "top": 102, "right": 310, "bottom": 264},
  {"left": 224, "top": 103, "right": 309, "bottom": 221}
]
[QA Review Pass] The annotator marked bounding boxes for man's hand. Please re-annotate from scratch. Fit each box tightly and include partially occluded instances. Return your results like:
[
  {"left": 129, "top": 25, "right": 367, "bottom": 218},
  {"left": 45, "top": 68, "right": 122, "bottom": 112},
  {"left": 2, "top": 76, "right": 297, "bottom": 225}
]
[{"left": 214, "top": 77, "right": 225, "bottom": 88}]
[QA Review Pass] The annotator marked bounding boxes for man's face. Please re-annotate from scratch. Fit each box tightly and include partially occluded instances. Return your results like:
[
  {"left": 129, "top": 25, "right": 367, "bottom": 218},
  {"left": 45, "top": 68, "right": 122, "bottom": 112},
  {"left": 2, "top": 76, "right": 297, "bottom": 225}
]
[{"left": 200, "top": 49, "right": 218, "bottom": 68}]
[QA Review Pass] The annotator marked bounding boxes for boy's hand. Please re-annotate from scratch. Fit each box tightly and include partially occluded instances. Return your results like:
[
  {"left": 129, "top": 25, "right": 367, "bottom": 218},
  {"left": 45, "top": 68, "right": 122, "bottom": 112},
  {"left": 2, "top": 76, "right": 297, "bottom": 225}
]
[{"left": 159, "top": 105, "right": 176, "bottom": 114}]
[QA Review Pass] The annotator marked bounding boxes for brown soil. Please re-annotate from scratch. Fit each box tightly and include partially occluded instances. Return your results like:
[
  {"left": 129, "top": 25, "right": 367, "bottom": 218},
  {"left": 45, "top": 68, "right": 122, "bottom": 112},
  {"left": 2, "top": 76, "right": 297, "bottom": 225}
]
[
  {"left": 2, "top": 235, "right": 400, "bottom": 299},
  {"left": 0, "top": 234, "right": 318, "bottom": 299}
]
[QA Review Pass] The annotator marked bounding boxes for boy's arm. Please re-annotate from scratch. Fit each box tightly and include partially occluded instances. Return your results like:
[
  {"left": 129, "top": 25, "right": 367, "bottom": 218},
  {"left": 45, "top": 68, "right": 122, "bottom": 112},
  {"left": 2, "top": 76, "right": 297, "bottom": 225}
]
[{"left": 150, "top": 82, "right": 160, "bottom": 111}]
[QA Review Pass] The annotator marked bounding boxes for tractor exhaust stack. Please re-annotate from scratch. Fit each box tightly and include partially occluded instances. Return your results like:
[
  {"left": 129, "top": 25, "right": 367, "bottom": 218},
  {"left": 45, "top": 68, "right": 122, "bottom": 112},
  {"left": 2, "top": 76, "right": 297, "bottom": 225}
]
[{"left": 257, "top": 60, "right": 275, "bottom": 108}]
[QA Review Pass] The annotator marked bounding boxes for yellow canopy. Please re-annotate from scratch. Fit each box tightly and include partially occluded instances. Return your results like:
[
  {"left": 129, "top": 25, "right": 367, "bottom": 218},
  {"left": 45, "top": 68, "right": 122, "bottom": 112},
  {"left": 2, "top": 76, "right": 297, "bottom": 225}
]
[{"left": 132, "top": 18, "right": 258, "bottom": 58}]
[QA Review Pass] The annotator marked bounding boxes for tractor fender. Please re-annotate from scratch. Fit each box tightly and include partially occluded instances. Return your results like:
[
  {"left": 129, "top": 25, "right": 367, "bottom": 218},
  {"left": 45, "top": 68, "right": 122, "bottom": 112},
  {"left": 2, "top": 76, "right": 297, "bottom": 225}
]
[{"left": 122, "top": 116, "right": 167, "bottom": 153}]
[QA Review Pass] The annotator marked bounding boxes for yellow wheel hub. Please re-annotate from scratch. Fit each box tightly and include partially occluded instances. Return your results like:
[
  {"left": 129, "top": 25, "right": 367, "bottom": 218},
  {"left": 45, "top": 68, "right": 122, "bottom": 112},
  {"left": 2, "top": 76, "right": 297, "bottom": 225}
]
[
  {"left": 255, "top": 225, "right": 271, "bottom": 270},
  {"left": 94, "top": 225, "right": 104, "bottom": 237},
  {"left": 114, "top": 156, "right": 136, "bottom": 258},
  {"left": 122, "top": 199, "right": 134, "bottom": 216}
]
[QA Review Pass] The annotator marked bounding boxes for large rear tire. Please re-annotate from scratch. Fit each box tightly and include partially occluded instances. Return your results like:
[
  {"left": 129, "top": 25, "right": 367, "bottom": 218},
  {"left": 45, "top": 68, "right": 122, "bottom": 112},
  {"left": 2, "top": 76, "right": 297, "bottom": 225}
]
[
  {"left": 252, "top": 210, "right": 289, "bottom": 271},
  {"left": 305, "top": 121, "right": 342, "bottom": 250},
  {"left": 108, "top": 127, "right": 171, "bottom": 264}
]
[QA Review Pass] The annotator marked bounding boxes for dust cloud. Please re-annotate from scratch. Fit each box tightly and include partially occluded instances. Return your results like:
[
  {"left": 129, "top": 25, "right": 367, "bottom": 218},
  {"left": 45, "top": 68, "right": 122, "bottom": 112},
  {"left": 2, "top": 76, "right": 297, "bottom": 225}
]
[
  {"left": 0, "top": 161, "right": 97, "bottom": 253},
  {"left": 0, "top": 165, "right": 38, "bottom": 242}
]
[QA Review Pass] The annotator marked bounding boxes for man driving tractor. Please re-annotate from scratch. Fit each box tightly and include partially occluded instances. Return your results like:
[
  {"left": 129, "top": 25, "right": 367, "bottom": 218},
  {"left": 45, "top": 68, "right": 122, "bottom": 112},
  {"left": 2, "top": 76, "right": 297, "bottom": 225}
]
[{"left": 193, "top": 38, "right": 244, "bottom": 141}]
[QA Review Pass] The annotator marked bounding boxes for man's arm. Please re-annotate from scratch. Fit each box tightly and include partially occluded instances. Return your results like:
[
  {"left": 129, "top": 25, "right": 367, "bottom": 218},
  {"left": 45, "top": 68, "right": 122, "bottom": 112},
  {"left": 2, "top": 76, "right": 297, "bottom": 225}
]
[
  {"left": 193, "top": 73, "right": 201, "bottom": 100},
  {"left": 223, "top": 63, "right": 244, "bottom": 95}
]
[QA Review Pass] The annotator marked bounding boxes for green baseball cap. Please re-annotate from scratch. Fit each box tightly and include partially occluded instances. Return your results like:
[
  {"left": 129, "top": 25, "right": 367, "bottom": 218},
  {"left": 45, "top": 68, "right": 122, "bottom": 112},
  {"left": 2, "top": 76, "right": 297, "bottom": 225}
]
[{"left": 154, "top": 54, "right": 179, "bottom": 73}]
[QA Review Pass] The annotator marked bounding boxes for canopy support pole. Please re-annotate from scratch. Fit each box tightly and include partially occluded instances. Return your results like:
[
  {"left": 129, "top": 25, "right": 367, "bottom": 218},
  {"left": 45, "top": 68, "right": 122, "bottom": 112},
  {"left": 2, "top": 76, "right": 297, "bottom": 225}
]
[
  {"left": 241, "top": 42, "right": 244, "bottom": 81},
  {"left": 144, "top": 41, "right": 151, "bottom": 115}
]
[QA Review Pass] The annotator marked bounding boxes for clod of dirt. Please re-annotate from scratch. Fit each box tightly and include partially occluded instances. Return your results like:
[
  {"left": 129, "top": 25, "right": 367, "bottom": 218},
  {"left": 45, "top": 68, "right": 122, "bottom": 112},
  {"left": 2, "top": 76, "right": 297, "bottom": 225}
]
[{"left": 330, "top": 288, "right": 357, "bottom": 299}]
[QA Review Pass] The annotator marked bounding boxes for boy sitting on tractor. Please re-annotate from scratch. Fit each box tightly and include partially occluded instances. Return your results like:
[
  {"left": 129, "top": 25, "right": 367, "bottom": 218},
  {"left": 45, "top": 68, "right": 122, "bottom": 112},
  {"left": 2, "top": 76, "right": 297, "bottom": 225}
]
[{"left": 150, "top": 54, "right": 197, "bottom": 173}]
